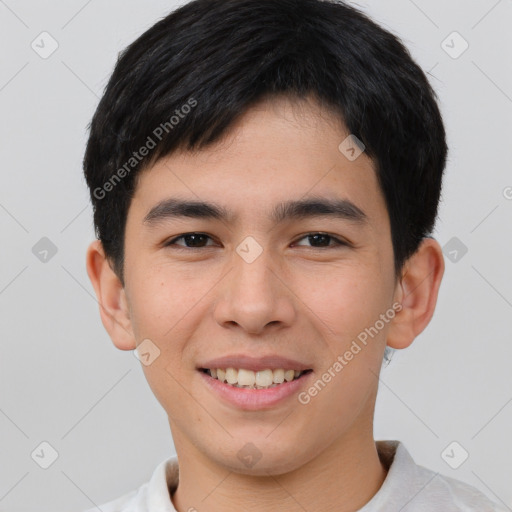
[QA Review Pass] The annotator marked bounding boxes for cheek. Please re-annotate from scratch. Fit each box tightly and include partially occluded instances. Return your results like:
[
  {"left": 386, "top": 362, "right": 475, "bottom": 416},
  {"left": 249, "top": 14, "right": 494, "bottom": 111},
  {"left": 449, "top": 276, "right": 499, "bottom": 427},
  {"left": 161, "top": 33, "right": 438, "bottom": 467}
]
[
  {"left": 130, "top": 267, "right": 204, "bottom": 410},
  {"left": 127, "top": 263, "right": 207, "bottom": 340},
  {"left": 293, "top": 262, "right": 392, "bottom": 341}
]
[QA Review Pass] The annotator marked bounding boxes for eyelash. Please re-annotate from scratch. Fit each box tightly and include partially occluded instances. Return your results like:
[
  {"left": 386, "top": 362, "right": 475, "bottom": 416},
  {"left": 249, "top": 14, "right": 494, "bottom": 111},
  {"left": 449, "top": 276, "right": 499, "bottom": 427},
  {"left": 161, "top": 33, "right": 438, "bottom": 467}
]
[{"left": 163, "top": 232, "right": 348, "bottom": 250}]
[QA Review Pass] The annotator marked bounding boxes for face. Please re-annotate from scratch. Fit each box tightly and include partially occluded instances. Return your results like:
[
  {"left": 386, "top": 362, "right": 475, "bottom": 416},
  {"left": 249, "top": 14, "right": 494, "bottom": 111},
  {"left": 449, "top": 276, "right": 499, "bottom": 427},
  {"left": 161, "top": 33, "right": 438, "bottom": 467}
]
[{"left": 121, "top": 96, "right": 401, "bottom": 475}]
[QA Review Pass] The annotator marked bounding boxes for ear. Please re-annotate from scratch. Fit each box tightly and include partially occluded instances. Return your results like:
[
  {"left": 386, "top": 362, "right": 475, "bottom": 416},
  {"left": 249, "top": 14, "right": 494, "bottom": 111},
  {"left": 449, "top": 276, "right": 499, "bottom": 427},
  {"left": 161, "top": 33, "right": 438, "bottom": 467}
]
[
  {"left": 386, "top": 237, "right": 445, "bottom": 350},
  {"left": 85, "top": 240, "right": 136, "bottom": 351}
]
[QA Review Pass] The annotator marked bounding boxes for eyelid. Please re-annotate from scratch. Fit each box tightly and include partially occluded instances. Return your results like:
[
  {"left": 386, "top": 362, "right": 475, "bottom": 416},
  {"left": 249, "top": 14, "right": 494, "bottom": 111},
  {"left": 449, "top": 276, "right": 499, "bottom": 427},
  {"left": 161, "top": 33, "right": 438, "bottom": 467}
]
[
  {"left": 292, "top": 232, "right": 349, "bottom": 248},
  {"left": 164, "top": 232, "right": 218, "bottom": 248},
  {"left": 164, "top": 232, "right": 350, "bottom": 249}
]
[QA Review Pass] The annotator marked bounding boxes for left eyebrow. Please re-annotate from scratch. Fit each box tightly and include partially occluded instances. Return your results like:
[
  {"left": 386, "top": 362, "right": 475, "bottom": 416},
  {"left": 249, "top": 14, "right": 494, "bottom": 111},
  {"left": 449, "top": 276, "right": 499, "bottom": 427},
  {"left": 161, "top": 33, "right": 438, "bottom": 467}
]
[
  {"left": 142, "top": 196, "right": 368, "bottom": 227},
  {"left": 271, "top": 196, "right": 368, "bottom": 225}
]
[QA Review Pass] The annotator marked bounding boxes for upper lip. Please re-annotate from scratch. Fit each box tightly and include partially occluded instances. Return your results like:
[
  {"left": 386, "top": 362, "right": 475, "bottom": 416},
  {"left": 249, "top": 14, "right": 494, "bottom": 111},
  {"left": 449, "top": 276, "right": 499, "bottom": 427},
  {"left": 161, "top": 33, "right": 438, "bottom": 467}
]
[{"left": 198, "top": 354, "right": 312, "bottom": 372}]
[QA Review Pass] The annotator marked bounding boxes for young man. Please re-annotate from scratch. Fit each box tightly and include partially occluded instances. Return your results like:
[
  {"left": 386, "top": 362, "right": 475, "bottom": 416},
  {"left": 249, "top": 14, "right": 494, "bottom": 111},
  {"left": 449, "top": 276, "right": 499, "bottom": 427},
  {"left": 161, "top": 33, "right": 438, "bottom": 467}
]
[{"left": 83, "top": 0, "right": 504, "bottom": 510}]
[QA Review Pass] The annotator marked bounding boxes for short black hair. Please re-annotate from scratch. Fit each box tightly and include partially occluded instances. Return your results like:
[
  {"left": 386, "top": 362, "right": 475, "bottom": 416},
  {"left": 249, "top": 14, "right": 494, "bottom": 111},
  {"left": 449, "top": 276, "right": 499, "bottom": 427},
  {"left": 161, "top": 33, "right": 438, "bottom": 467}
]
[{"left": 83, "top": 0, "right": 447, "bottom": 286}]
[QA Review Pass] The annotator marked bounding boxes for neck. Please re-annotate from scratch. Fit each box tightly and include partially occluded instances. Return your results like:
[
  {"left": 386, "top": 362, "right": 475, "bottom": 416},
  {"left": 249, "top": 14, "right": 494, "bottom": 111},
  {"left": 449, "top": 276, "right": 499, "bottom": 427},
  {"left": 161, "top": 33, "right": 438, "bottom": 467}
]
[{"left": 170, "top": 425, "right": 387, "bottom": 512}]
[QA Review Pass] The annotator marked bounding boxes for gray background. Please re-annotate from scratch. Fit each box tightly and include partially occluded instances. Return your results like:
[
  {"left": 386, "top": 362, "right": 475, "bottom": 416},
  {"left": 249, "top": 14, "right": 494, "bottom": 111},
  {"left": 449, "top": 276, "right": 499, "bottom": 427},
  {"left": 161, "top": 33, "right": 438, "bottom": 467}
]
[{"left": 0, "top": 1, "right": 511, "bottom": 510}]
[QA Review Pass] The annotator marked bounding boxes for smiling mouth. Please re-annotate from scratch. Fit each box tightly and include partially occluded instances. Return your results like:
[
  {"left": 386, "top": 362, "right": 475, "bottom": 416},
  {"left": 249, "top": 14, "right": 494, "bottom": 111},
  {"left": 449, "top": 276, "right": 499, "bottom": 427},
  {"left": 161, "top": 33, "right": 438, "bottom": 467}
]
[{"left": 199, "top": 368, "right": 313, "bottom": 389}]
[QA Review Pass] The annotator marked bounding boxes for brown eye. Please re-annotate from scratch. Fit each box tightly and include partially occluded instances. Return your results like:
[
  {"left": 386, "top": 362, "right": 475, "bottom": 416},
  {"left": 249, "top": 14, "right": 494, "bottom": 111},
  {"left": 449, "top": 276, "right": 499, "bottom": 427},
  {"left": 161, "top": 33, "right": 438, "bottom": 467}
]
[
  {"left": 293, "top": 233, "right": 346, "bottom": 248},
  {"left": 165, "top": 233, "right": 215, "bottom": 248}
]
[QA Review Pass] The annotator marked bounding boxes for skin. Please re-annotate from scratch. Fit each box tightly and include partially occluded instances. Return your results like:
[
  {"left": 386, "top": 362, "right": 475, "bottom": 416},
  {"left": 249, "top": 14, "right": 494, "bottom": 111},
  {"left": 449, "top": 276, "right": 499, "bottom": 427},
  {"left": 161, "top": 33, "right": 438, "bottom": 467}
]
[{"left": 86, "top": 95, "right": 444, "bottom": 512}]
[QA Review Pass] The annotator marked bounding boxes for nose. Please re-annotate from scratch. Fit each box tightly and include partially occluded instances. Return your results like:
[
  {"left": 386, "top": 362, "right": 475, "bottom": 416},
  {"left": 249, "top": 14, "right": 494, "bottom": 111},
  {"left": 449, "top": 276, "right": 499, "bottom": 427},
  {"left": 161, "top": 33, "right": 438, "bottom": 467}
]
[{"left": 213, "top": 247, "right": 296, "bottom": 335}]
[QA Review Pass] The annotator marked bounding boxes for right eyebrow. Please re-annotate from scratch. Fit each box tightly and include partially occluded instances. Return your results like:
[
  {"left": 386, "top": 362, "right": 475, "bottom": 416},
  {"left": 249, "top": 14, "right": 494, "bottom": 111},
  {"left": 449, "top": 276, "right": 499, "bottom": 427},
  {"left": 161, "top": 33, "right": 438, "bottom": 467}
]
[{"left": 143, "top": 198, "right": 233, "bottom": 226}]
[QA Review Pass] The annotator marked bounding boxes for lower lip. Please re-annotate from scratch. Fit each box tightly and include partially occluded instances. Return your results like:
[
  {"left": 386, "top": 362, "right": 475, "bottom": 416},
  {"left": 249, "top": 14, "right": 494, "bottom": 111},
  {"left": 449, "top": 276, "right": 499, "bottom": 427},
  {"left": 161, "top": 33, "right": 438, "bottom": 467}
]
[{"left": 198, "top": 370, "right": 313, "bottom": 411}]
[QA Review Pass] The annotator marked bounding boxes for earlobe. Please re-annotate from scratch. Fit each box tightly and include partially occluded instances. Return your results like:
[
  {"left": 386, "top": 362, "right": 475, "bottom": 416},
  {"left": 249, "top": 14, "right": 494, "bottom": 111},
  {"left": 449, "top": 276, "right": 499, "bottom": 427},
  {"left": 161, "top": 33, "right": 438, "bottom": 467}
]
[
  {"left": 386, "top": 238, "right": 445, "bottom": 350},
  {"left": 85, "top": 240, "right": 136, "bottom": 351}
]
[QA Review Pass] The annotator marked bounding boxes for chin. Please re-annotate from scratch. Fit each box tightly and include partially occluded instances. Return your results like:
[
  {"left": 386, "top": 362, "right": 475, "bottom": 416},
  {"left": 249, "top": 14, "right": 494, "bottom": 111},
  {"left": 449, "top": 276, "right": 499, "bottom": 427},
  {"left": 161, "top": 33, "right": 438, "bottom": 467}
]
[{"left": 209, "top": 440, "right": 315, "bottom": 477}]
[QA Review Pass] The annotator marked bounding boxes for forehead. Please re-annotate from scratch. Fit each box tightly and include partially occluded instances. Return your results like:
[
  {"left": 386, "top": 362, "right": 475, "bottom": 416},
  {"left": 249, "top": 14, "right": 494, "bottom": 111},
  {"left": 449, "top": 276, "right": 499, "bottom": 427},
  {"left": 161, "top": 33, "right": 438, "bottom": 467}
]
[{"left": 130, "top": 95, "right": 386, "bottom": 227}]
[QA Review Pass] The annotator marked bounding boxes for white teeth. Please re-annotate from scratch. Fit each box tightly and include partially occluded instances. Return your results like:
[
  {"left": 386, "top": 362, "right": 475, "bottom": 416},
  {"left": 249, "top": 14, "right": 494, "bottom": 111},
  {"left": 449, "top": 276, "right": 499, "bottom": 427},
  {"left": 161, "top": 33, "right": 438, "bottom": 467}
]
[
  {"left": 225, "top": 368, "right": 238, "bottom": 384},
  {"left": 273, "top": 368, "right": 285, "bottom": 384},
  {"left": 255, "top": 369, "right": 273, "bottom": 387},
  {"left": 284, "top": 369, "right": 295, "bottom": 382},
  {"left": 237, "top": 368, "right": 255, "bottom": 387},
  {"left": 206, "top": 367, "right": 307, "bottom": 388}
]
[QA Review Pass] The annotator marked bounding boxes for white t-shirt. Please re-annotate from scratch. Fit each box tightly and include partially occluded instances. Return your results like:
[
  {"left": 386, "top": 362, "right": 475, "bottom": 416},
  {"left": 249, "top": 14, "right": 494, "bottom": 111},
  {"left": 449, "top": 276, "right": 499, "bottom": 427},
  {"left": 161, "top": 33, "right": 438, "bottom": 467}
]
[{"left": 85, "top": 440, "right": 506, "bottom": 511}]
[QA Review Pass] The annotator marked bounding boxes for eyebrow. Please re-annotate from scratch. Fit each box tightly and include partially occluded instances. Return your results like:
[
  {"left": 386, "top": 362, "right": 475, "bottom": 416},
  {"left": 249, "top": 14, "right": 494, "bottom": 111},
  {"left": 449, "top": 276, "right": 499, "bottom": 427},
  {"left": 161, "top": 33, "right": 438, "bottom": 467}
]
[{"left": 143, "top": 196, "right": 368, "bottom": 227}]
